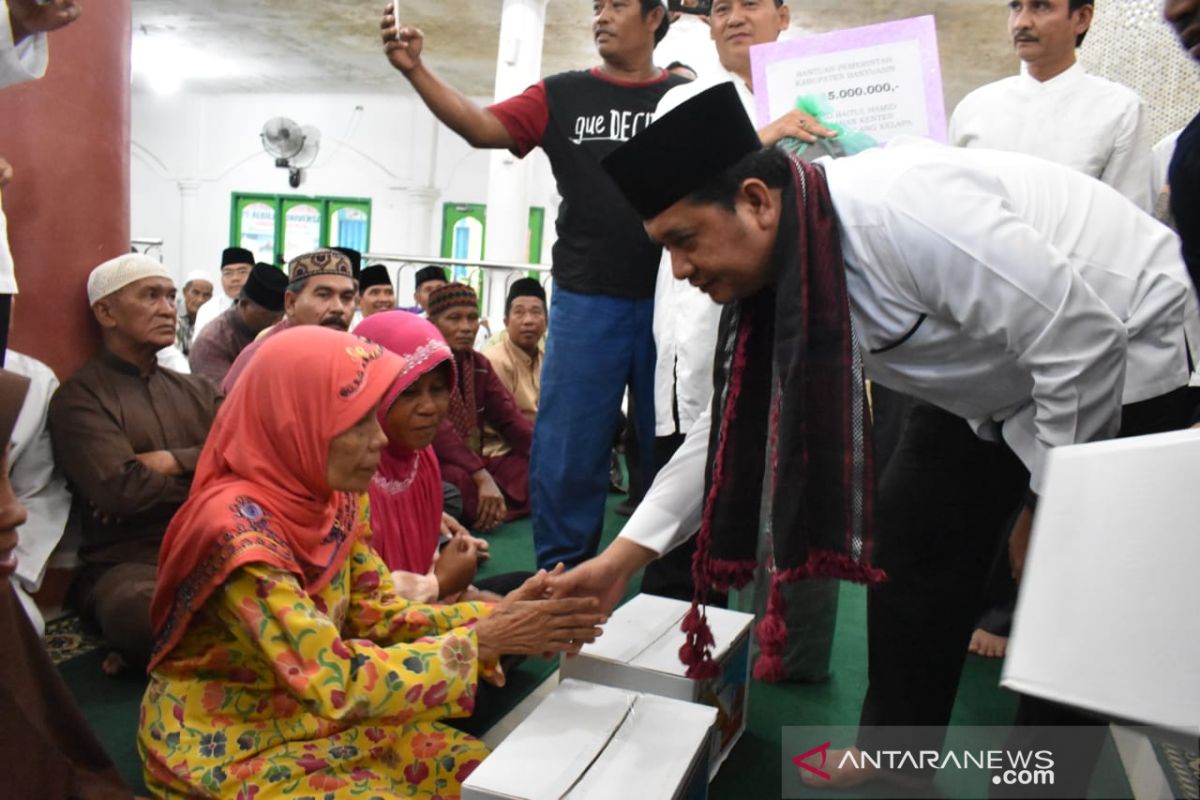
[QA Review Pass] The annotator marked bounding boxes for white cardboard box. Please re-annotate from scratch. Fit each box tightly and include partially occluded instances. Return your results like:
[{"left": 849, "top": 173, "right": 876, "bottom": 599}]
[
  {"left": 559, "top": 593, "right": 754, "bottom": 777},
  {"left": 462, "top": 678, "right": 717, "bottom": 800},
  {"left": 1003, "top": 429, "right": 1200, "bottom": 736}
]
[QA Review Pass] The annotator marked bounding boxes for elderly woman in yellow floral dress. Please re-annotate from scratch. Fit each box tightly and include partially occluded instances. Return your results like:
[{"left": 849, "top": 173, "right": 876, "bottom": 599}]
[{"left": 138, "top": 327, "right": 604, "bottom": 799}]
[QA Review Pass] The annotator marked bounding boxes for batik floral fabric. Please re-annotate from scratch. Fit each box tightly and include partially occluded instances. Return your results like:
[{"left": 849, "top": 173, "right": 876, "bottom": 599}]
[{"left": 138, "top": 534, "right": 495, "bottom": 798}]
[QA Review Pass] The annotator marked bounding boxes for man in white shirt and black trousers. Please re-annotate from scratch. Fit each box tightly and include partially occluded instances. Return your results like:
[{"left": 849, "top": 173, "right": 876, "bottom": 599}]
[{"left": 550, "top": 83, "right": 1200, "bottom": 795}]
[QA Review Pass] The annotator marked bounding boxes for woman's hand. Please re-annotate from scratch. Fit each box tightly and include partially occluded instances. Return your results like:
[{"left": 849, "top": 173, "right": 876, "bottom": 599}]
[
  {"left": 441, "top": 512, "right": 489, "bottom": 561},
  {"left": 504, "top": 565, "right": 564, "bottom": 603},
  {"left": 472, "top": 469, "right": 506, "bottom": 531},
  {"left": 434, "top": 531, "right": 479, "bottom": 598},
  {"left": 475, "top": 594, "right": 606, "bottom": 662}
]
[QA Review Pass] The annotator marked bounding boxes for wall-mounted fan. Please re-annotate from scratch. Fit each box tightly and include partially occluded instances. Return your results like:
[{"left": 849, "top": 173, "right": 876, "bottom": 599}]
[{"left": 261, "top": 117, "right": 321, "bottom": 188}]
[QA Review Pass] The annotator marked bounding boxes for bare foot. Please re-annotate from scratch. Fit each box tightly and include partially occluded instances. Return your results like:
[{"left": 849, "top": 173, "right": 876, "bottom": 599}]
[
  {"left": 967, "top": 628, "right": 1008, "bottom": 658},
  {"left": 100, "top": 650, "right": 127, "bottom": 676}
]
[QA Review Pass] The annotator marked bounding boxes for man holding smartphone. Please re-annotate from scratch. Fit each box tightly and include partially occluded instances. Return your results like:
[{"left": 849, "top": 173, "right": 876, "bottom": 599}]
[{"left": 382, "top": 1, "right": 686, "bottom": 567}]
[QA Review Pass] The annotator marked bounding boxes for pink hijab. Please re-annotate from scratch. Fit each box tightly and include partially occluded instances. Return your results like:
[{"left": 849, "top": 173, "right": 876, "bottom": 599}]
[{"left": 354, "top": 311, "right": 454, "bottom": 574}]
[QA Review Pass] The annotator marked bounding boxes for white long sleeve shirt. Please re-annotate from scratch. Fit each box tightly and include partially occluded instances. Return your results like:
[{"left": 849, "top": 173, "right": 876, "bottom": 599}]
[
  {"left": 6, "top": 352, "right": 70, "bottom": 633},
  {"left": 156, "top": 344, "right": 192, "bottom": 374},
  {"left": 620, "top": 139, "right": 1198, "bottom": 556},
  {"left": 0, "top": 2, "right": 48, "bottom": 294},
  {"left": 652, "top": 68, "right": 755, "bottom": 436},
  {"left": 0, "top": 1, "right": 47, "bottom": 88},
  {"left": 949, "top": 63, "right": 1153, "bottom": 211}
]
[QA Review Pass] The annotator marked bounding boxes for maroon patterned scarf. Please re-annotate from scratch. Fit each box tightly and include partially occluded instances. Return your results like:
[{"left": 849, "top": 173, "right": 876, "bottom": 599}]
[
  {"left": 447, "top": 350, "right": 481, "bottom": 453},
  {"left": 681, "top": 156, "right": 886, "bottom": 682}
]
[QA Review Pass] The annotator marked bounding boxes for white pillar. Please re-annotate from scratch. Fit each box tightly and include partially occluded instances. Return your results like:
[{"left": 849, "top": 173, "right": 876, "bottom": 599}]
[
  {"left": 385, "top": 184, "right": 439, "bottom": 302},
  {"left": 484, "top": 0, "right": 547, "bottom": 322},
  {"left": 389, "top": 184, "right": 439, "bottom": 257},
  {"left": 176, "top": 179, "right": 201, "bottom": 282}
]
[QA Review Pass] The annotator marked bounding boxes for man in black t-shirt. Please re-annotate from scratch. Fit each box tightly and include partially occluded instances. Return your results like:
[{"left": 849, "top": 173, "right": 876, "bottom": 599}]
[{"left": 381, "top": 1, "right": 686, "bottom": 567}]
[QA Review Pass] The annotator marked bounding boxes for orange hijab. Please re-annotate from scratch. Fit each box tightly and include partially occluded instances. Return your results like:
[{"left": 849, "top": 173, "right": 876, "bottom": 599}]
[{"left": 147, "top": 327, "right": 404, "bottom": 671}]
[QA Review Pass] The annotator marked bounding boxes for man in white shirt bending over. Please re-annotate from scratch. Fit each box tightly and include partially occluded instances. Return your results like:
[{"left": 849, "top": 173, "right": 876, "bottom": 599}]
[
  {"left": 646, "top": 0, "right": 840, "bottom": 682},
  {"left": 554, "top": 84, "right": 1200, "bottom": 794},
  {"left": 949, "top": 0, "right": 1153, "bottom": 210},
  {"left": 652, "top": 0, "right": 827, "bottom": 477}
]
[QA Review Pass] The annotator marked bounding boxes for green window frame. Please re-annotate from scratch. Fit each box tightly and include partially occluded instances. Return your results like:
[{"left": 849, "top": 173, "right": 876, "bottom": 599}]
[{"left": 230, "top": 193, "right": 372, "bottom": 266}]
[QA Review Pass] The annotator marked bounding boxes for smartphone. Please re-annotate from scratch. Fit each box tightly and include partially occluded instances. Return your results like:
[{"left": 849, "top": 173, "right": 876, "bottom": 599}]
[{"left": 669, "top": 0, "right": 714, "bottom": 15}]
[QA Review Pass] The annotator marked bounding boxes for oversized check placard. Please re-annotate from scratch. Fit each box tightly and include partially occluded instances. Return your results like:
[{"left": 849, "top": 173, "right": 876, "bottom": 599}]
[{"left": 750, "top": 16, "right": 947, "bottom": 143}]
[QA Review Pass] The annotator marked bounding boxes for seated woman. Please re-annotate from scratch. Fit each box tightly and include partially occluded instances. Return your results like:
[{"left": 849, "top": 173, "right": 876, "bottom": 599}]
[
  {"left": 427, "top": 284, "right": 533, "bottom": 532},
  {"left": 138, "top": 327, "right": 604, "bottom": 798},
  {"left": 355, "top": 310, "right": 529, "bottom": 601}
]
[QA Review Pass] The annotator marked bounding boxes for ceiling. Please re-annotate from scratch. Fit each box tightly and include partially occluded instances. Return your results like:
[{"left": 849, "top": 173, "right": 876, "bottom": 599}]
[{"left": 129, "top": 0, "right": 1018, "bottom": 108}]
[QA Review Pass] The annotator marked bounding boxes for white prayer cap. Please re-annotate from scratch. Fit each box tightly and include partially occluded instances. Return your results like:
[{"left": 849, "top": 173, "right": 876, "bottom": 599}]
[
  {"left": 86, "top": 254, "right": 174, "bottom": 306},
  {"left": 182, "top": 269, "right": 213, "bottom": 287}
]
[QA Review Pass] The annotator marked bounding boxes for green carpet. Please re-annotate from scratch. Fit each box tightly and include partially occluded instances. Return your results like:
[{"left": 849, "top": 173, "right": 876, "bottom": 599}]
[
  {"left": 56, "top": 487, "right": 1134, "bottom": 798},
  {"left": 57, "top": 650, "right": 148, "bottom": 793}
]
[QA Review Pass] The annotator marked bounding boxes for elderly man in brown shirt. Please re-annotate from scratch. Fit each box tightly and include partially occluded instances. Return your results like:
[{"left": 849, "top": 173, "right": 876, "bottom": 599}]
[
  {"left": 49, "top": 254, "right": 221, "bottom": 671},
  {"left": 482, "top": 278, "right": 546, "bottom": 457}
]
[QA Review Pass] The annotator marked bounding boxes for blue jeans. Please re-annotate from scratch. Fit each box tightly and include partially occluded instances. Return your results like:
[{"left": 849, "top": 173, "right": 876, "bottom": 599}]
[{"left": 532, "top": 284, "right": 657, "bottom": 569}]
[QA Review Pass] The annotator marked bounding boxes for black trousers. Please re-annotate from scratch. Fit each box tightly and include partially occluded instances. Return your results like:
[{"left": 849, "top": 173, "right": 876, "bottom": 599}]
[
  {"left": 857, "top": 388, "right": 1195, "bottom": 792},
  {"left": 858, "top": 402, "right": 1028, "bottom": 747}
]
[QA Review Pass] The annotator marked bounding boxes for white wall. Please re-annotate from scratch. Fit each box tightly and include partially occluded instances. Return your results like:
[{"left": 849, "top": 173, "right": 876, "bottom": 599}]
[{"left": 130, "top": 91, "right": 558, "bottom": 284}]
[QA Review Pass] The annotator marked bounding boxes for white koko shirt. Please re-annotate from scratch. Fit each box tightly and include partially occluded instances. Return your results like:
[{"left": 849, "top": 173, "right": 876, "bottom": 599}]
[
  {"left": 620, "top": 138, "right": 1198, "bottom": 557},
  {"left": 6, "top": 351, "right": 70, "bottom": 634},
  {"left": 949, "top": 63, "right": 1153, "bottom": 211}
]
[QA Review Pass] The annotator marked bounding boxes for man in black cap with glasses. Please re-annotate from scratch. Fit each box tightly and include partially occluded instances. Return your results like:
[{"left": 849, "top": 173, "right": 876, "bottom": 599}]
[{"left": 193, "top": 246, "right": 255, "bottom": 339}]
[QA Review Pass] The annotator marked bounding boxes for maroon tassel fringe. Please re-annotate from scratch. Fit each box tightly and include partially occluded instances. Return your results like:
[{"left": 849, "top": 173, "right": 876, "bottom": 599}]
[
  {"left": 680, "top": 316, "right": 756, "bottom": 680},
  {"left": 751, "top": 572, "right": 789, "bottom": 682},
  {"left": 774, "top": 549, "right": 888, "bottom": 586},
  {"left": 679, "top": 603, "right": 720, "bottom": 679}
]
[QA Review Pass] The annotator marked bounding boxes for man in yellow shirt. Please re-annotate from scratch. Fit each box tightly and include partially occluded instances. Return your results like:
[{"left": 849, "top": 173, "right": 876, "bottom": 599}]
[{"left": 482, "top": 279, "right": 546, "bottom": 456}]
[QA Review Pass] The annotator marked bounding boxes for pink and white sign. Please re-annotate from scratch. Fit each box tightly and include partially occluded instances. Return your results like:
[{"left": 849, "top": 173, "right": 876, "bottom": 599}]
[{"left": 750, "top": 16, "right": 947, "bottom": 143}]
